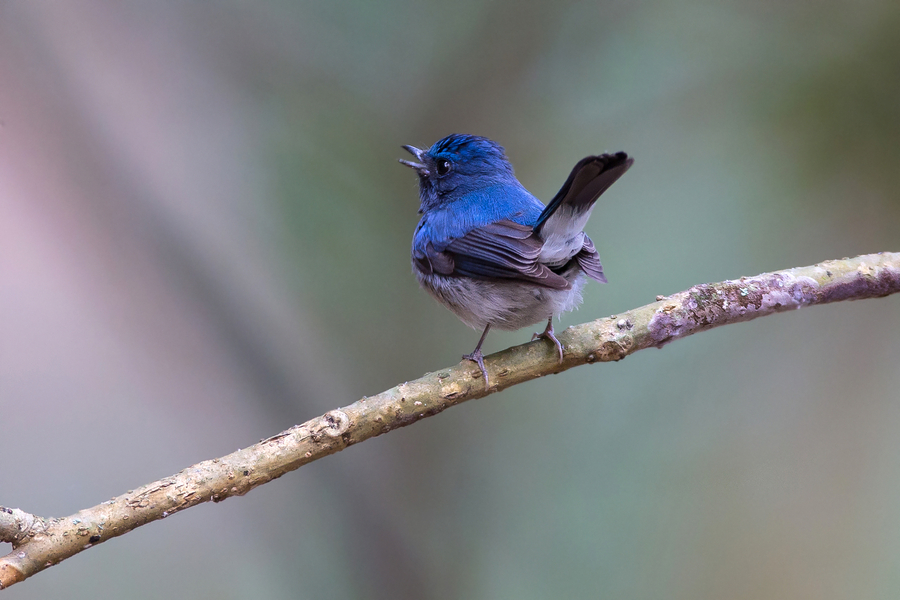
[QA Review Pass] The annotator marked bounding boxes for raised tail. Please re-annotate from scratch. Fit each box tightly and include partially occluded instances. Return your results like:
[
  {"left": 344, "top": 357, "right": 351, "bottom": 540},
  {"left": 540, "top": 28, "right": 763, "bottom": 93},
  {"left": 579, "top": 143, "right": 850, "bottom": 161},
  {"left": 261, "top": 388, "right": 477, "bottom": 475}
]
[
  {"left": 534, "top": 152, "right": 633, "bottom": 233},
  {"left": 533, "top": 152, "right": 633, "bottom": 279}
]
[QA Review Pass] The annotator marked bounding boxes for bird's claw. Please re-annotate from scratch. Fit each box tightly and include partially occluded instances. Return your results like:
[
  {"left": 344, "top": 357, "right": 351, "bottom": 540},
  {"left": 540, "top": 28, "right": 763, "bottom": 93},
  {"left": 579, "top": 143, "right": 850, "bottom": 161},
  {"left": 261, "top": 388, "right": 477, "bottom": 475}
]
[
  {"left": 462, "top": 349, "right": 490, "bottom": 387},
  {"left": 533, "top": 320, "right": 564, "bottom": 363}
]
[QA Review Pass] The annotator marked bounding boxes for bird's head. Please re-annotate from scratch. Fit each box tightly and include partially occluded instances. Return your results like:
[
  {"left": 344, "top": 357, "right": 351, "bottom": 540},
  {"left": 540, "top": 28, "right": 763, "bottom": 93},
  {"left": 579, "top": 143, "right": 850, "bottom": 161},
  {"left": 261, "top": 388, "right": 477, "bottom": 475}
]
[{"left": 400, "top": 134, "right": 515, "bottom": 213}]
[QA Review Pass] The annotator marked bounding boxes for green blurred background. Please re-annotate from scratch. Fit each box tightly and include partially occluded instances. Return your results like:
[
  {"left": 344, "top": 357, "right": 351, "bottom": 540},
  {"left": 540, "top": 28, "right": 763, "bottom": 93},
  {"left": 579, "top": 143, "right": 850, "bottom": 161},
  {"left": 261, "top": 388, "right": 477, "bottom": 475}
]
[{"left": 2, "top": 1, "right": 899, "bottom": 598}]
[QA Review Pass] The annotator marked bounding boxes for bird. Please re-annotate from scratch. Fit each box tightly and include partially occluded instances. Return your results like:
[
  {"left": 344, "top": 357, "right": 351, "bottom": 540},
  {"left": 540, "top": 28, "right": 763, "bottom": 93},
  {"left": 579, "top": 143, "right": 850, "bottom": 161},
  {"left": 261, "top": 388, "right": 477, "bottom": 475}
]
[{"left": 399, "top": 134, "right": 633, "bottom": 387}]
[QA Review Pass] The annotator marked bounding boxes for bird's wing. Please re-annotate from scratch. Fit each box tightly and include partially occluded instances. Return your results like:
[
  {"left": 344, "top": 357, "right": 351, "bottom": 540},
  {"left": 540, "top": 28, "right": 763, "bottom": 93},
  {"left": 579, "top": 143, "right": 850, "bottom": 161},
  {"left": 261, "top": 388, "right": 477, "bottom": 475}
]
[
  {"left": 575, "top": 234, "right": 607, "bottom": 283},
  {"left": 416, "top": 220, "right": 570, "bottom": 289}
]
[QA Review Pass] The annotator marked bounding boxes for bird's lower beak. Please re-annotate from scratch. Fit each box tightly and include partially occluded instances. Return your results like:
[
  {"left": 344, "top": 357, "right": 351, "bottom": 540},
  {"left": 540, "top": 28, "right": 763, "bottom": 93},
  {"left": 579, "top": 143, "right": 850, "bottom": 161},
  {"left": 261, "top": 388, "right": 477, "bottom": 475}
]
[{"left": 399, "top": 145, "right": 429, "bottom": 174}]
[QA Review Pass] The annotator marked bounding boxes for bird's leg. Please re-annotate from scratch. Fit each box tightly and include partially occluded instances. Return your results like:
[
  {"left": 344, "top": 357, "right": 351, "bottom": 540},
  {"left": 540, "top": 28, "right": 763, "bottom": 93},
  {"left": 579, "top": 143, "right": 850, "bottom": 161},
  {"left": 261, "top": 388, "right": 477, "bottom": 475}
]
[
  {"left": 462, "top": 324, "right": 491, "bottom": 387},
  {"left": 532, "top": 317, "right": 564, "bottom": 363}
]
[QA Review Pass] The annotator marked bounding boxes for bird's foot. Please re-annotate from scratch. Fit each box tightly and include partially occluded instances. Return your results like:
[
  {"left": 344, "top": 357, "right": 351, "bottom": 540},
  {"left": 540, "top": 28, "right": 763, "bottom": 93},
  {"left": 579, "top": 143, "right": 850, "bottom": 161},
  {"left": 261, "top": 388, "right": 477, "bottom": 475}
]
[
  {"left": 462, "top": 348, "right": 489, "bottom": 387},
  {"left": 532, "top": 320, "right": 564, "bottom": 363}
]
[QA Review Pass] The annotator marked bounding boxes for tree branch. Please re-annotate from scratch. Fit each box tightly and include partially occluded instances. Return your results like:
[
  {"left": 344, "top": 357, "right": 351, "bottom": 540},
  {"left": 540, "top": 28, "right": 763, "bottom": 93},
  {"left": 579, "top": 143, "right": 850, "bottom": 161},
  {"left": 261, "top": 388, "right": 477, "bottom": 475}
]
[{"left": 2, "top": 251, "right": 898, "bottom": 589}]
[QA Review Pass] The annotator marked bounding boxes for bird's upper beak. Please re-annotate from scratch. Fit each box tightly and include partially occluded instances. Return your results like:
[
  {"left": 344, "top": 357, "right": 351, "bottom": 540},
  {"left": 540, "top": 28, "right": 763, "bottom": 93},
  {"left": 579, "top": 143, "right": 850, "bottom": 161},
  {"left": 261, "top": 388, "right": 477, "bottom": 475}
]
[{"left": 399, "top": 145, "right": 429, "bottom": 175}]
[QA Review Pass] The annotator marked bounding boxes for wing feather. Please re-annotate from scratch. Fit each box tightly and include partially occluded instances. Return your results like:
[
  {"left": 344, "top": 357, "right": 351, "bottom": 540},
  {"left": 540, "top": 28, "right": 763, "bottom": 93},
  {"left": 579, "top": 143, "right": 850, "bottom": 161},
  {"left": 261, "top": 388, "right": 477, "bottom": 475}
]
[
  {"left": 424, "top": 220, "right": 570, "bottom": 289},
  {"left": 575, "top": 234, "right": 607, "bottom": 283}
]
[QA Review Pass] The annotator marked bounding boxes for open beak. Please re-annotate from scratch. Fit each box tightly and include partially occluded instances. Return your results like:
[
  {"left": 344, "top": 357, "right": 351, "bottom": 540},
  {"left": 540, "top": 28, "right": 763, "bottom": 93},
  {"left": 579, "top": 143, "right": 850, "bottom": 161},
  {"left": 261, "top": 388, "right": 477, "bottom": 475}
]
[{"left": 398, "top": 145, "right": 429, "bottom": 175}]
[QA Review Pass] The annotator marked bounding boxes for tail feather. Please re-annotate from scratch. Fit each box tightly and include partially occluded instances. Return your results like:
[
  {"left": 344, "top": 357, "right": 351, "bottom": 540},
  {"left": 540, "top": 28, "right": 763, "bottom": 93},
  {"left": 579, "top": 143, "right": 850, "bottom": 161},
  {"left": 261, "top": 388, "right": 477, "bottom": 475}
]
[
  {"left": 534, "top": 152, "right": 632, "bottom": 269},
  {"left": 534, "top": 152, "right": 633, "bottom": 233}
]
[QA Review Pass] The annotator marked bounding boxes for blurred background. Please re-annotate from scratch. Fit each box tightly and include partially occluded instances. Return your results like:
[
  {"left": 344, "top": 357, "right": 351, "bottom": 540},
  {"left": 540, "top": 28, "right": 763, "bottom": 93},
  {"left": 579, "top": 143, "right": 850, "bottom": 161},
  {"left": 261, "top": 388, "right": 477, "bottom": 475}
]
[{"left": 1, "top": 1, "right": 899, "bottom": 598}]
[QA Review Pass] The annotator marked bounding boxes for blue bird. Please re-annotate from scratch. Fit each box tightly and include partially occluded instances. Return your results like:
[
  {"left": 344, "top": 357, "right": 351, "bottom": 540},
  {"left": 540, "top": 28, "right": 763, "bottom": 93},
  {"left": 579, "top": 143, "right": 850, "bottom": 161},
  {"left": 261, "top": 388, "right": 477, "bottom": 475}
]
[{"left": 400, "top": 134, "right": 633, "bottom": 386}]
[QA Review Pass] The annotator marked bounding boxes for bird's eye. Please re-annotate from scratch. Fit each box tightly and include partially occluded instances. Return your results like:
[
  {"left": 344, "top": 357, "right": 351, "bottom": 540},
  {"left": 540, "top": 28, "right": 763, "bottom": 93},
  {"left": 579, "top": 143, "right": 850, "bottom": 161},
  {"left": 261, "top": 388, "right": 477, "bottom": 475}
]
[{"left": 436, "top": 159, "right": 451, "bottom": 176}]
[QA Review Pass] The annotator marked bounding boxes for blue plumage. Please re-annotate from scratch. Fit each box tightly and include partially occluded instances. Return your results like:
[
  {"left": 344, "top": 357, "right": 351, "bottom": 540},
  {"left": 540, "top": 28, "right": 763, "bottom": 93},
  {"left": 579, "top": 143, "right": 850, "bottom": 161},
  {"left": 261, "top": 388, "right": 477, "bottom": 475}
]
[{"left": 400, "top": 134, "right": 633, "bottom": 386}]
